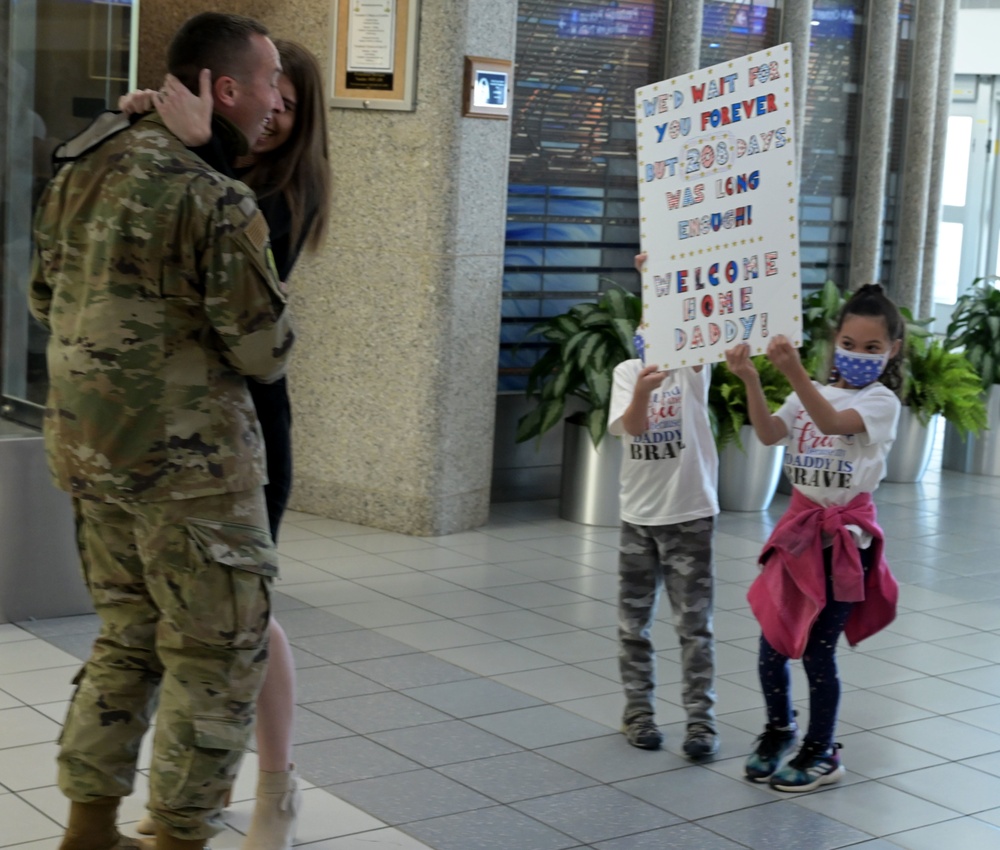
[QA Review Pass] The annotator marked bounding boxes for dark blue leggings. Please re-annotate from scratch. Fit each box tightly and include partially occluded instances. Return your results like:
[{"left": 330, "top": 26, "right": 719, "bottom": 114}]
[{"left": 758, "top": 546, "right": 872, "bottom": 748}]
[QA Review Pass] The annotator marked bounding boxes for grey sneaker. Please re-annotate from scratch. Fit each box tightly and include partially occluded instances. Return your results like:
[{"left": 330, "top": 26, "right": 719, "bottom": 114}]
[
  {"left": 622, "top": 715, "right": 663, "bottom": 750},
  {"left": 683, "top": 722, "right": 719, "bottom": 759}
]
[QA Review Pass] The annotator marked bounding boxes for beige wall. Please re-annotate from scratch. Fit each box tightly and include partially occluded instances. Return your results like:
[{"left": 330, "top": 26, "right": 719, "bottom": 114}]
[
  {"left": 138, "top": 3, "right": 305, "bottom": 90},
  {"left": 138, "top": 2, "right": 515, "bottom": 535}
]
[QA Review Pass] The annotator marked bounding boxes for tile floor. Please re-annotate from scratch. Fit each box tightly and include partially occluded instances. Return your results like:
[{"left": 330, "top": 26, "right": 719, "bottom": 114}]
[{"left": 6, "top": 445, "right": 1000, "bottom": 848}]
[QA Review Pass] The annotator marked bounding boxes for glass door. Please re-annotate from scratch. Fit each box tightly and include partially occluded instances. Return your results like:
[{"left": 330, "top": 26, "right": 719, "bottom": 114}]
[
  {"left": 0, "top": 0, "right": 138, "bottom": 428},
  {"left": 933, "top": 74, "right": 997, "bottom": 328}
]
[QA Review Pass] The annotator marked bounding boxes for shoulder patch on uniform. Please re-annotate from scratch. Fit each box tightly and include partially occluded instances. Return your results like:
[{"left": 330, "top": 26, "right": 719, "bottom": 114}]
[{"left": 245, "top": 210, "right": 269, "bottom": 252}]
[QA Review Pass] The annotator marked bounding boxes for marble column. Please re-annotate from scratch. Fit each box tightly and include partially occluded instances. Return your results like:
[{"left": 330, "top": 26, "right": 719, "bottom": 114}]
[
  {"left": 919, "top": 0, "right": 960, "bottom": 320},
  {"left": 140, "top": 1, "right": 515, "bottom": 534},
  {"left": 779, "top": 0, "right": 813, "bottom": 168},
  {"left": 892, "top": 0, "right": 944, "bottom": 312},
  {"left": 847, "top": 0, "right": 899, "bottom": 291},
  {"left": 664, "top": 0, "right": 702, "bottom": 78}
]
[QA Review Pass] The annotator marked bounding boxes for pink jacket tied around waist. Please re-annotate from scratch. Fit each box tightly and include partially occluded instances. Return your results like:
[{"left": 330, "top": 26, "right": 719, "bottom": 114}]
[{"left": 747, "top": 489, "right": 898, "bottom": 659}]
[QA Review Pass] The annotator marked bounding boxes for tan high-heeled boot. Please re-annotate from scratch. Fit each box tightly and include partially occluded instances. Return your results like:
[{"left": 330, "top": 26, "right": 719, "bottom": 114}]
[
  {"left": 60, "top": 798, "right": 148, "bottom": 850},
  {"left": 241, "top": 766, "right": 301, "bottom": 850}
]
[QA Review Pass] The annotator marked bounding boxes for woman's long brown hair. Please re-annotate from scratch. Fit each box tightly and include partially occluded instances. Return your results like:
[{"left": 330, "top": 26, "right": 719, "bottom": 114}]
[{"left": 244, "top": 40, "right": 331, "bottom": 255}]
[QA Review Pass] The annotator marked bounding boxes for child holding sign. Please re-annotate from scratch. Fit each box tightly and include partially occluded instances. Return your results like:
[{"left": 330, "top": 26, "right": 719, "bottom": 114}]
[
  {"left": 724, "top": 284, "right": 902, "bottom": 792},
  {"left": 608, "top": 254, "right": 720, "bottom": 758}
]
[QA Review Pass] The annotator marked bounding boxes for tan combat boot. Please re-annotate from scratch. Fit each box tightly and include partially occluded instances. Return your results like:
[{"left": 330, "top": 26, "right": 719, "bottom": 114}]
[{"left": 59, "top": 798, "right": 147, "bottom": 850}]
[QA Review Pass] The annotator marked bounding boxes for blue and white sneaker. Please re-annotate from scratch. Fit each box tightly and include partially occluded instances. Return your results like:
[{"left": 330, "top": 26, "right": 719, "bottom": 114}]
[
  {"left": 769, "top": 741, "right": 845, "bottom": 792},
  {"left": 745, "top": 723, "right": 797, "bottom": 782}
]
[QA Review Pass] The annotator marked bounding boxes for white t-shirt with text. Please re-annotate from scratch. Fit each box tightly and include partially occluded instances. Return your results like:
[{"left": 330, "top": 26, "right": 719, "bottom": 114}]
[
  {"left": 608, "top": 360, "right": 719, "bottom": 526},
  {"left": 774, "top": 381, "right": 901, "bottom": 508}
]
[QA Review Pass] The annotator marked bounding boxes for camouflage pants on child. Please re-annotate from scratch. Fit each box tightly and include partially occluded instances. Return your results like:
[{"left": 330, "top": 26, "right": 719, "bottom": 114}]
[
  {"left": 618, "top": 517, "right": 716, "bottom": 727},
  {"left": 59, "top": 489, "right": 276, "bottom": 841}
]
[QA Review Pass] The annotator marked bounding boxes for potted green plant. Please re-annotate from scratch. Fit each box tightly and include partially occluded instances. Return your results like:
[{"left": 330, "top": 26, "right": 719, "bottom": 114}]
[
  {"left": 800, "top": 279, "right": 847, "bottom": 381},
  {"left": 886, "top": 332, "right": 987, "bottom": 482},
  {"left": 709, "top": 355, "right": 791, "bottom": 511},
  {"left": 941, "top": 276, "right": 1000, "bottom": 475},
  {"left": 516, "top": 286, "right": 640, "bottom": 525}
]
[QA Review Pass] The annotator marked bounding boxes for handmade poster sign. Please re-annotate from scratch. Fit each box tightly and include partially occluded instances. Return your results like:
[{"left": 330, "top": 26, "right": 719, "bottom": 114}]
[{"left": 634, "top": 43, "right": 801, "bottom": 369}]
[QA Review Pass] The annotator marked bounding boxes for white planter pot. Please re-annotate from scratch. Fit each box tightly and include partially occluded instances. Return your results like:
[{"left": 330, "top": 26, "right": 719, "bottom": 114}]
[
  {"left": 559, "top": 416, "right": 622, "bottom": 526},
  {"left": 942, "top": 384, "right": 1000, "bottom": 476},
  {"left": 718, "top": 425, "right": 784, "bottom": 512},
  {"left": 884, "top": 409, "right": 938, "bottom": 483}
]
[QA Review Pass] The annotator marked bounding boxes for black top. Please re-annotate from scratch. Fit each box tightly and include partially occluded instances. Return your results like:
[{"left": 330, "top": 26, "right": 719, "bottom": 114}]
[
  {"left": 192, "top": 117, "right": 313, "bottom": 281},
  {"left": 235, "top": 174, "right": 304, "bottom": 281}
]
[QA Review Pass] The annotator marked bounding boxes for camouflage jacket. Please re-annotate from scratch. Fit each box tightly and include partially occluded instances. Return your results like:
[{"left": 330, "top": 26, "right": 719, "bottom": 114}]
[{"left": 30, "top": 113, "right": 295, "bottom": 503}]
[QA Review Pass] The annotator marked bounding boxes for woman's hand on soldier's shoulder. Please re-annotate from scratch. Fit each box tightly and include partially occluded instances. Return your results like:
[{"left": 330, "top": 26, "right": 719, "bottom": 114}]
[
  {"left": 118, "top": 89, "right": 158, "bottom": 115},
  {"left": 155, "top": 70, "right": 213, "bottom": 147},
  {"left": 116, "top": 70, "right": 213, "bottom": 148}
]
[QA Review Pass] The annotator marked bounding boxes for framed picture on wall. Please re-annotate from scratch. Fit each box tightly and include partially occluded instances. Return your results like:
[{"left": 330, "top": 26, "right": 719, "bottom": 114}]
[
  {"left": 463, "top": 56, "right": 513, "bottom": 119},
  {"left": 329, "top": 0, "right": 421, "bottom": 110}
]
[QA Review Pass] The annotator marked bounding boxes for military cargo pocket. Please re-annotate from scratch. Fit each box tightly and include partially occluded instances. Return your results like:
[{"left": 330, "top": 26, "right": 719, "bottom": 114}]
[
  {"left": 56, "top": 665, "right": 88, "bottom": 747},
  {"left": 159, "top": 715, "right": 249, "bottom": 810},
  {"left": 186, "top": 518, "right": 277, "bottom": 578},
  {"left": 191, "top": 714, "right": 249, "bottom": 750},
  {"left": 180, "top": 518, "right": 274, "bottom": 649}
]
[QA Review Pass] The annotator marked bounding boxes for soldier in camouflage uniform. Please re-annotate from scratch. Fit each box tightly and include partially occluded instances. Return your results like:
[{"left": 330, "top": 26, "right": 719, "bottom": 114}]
[
  {"left": 607, "top": 336, "right": 720, "bottom": 759},
  {"left": 29, "top": 13, "right": 291, "bottom": 850}
]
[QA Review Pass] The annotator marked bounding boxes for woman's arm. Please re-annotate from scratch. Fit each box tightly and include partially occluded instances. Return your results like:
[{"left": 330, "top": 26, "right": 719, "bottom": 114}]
[{"left": 117, "top": 70, "right": 213, "bottom": 147}]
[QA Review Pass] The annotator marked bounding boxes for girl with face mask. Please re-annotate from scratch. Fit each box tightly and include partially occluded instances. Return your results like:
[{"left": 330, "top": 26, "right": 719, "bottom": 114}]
[{"left": 724, "top": 284, "right": 904, "bottom": 793}]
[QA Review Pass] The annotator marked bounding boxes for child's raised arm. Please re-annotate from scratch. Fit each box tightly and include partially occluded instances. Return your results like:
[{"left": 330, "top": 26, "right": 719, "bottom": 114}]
[
  {"left": 766, "top": 336, "right": 866, "bottom": 436},
  {"left": 724, "top": 344, "right": 788, "bottom": 445},
  {"left": 620, "top": 364, "right": 667, "bottom": 436}
]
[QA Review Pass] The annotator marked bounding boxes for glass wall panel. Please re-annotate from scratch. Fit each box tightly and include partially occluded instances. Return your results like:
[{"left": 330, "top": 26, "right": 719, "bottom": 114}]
[
  {"left": 500, "top": 0, "right": 873, "bottom": 387},
  {"left": 879, "top": 0, "right": 914, "bottom": 286},
  {"left": 942, "top": 115, "right": 972, "bottom": 208},
  {"left": 934, "top": 221, "right": 963, "bottom": 305},
  {"left": 501, "top": 0, "right": 667, "bottom": 392},
  {"left": 0, "top": 0, "right": 136, "bottom": 427},
  {"left": 799, "top": 0, "right": 864, "bottom": 288},
  {"left": 701, "top": 1, "right": 782, "bottom": 68}
]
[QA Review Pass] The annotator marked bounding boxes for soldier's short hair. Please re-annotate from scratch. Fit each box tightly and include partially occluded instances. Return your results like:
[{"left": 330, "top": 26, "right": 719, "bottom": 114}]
[{"left": 168, "top": 12, "right": 270, "bottom": 94}]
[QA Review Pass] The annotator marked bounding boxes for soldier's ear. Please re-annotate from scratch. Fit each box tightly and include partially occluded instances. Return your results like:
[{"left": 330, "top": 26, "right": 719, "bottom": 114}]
[{"left": 213, "top": 75, "right": 239, "bottom": 107}]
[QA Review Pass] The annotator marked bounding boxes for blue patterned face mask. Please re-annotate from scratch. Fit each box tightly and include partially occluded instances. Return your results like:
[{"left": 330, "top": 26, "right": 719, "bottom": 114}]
[{"left": 834, "top": 346, "right": 889, "bottom": 387}]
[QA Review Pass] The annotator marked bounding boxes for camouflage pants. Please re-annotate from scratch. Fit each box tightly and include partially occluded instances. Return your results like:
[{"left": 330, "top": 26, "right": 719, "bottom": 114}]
[
  {"left": 618, "top": 517, "right": 716, "bottom": 727},
  {"left": 59, "top": 489, "right": 275, "bottom": 841}
]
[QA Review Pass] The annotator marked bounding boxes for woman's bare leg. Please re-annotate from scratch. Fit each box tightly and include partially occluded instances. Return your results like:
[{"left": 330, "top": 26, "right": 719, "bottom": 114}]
[
  {"left": 242, "top": 618, "right": 300, "bottom": 850},
  {"left": 254, "top": 619, "right": 295, "bottom": 772}
]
